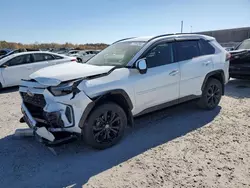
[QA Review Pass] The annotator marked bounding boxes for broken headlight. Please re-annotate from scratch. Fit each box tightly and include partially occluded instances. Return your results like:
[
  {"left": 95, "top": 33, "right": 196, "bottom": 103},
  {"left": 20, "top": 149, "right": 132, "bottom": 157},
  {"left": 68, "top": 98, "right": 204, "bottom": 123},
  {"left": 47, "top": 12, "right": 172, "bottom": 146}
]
[{"left": 49, "top": 79, "right": 82, "bottom": 96}]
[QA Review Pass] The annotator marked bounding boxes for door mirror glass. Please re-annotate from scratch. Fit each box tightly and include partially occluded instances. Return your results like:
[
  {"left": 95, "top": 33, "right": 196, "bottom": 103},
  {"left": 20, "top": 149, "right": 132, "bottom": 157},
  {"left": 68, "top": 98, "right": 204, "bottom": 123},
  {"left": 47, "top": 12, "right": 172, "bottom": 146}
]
[{"left": 136, "top": 59, "right": 147, "bottom": 74}]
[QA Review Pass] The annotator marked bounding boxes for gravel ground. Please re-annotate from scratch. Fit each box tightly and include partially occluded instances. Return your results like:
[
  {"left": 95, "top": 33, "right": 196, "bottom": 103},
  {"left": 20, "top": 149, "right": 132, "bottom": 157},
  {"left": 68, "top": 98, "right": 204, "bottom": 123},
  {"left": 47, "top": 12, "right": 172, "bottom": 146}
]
[{"left": 0, "top": 79, "right": 249, "bottom": 188}]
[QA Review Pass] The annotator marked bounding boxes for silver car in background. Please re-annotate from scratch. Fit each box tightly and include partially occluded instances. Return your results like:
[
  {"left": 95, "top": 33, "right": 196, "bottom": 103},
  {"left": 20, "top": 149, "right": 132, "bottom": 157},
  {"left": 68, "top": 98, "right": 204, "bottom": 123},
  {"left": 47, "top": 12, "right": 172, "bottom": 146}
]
[{"left": 70, "top": 50, "right": 100, "bottom": 63}]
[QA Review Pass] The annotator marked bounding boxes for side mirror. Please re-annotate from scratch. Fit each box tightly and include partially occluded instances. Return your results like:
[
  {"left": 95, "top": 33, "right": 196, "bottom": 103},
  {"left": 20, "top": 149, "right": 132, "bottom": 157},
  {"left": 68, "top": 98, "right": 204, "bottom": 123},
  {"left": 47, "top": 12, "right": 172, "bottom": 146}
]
[{"left": 136, "top": 59, "right": 147, "bottom": 74}]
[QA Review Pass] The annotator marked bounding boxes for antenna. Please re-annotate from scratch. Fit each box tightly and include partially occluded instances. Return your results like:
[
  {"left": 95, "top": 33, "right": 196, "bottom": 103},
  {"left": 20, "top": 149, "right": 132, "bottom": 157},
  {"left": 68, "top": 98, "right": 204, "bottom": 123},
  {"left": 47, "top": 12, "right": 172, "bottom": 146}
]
[{"left": 181, "top": 21, "right": 183, "bottom": 33}]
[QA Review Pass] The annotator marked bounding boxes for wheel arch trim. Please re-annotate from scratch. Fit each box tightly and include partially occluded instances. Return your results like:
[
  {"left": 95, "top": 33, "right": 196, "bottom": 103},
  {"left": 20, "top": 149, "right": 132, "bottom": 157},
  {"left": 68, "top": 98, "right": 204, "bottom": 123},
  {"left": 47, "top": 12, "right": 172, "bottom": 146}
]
[
  {"left": 79, "top": 89, "right": 134, "bottom": 128},
  {"left": 202, "top": 70, "right": 225, "bottom": 95}
]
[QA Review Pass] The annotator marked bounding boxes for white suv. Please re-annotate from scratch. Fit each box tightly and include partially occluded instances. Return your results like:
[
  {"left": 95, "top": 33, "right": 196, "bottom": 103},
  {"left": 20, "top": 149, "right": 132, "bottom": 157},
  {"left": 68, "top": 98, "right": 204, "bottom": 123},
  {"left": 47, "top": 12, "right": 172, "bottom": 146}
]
[{"left": 19, "top": 34, "right": 230, "bottom": 149}]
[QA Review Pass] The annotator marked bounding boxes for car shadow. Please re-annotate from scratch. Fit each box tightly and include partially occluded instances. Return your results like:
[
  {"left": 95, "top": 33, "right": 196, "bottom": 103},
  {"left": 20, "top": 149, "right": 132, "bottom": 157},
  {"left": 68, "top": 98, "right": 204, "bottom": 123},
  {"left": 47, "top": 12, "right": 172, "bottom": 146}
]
[
  {"left": 225, "top": 79, "right": 250, "bottom": 99},
  {"left": 0, "top": 86, "right": 18, "bottom": 94},
  {"left": 0, "top": 101, "right": 221, "bottom": 188}
]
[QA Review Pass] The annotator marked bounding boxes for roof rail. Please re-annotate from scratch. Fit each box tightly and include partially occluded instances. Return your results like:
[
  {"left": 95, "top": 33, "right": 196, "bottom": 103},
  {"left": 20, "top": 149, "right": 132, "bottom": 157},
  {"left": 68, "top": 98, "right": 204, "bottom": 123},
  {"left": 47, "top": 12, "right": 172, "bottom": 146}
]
[
  {"left": 112, "top": 37, "right": 136, "bottom": 44},
  {"left": 148, "top": 33, "right": 198, "bottom": 42},
  {"left": 147, "top": 34, "right": 175, "bottom": 42}
]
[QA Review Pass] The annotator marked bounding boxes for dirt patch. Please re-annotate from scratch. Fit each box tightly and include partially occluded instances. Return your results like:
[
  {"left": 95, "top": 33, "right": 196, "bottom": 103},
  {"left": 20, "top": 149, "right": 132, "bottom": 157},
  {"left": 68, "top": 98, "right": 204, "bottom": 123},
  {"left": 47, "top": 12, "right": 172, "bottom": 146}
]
[{"left": 0, "top": 80, "right": 249, "bottom": 188}]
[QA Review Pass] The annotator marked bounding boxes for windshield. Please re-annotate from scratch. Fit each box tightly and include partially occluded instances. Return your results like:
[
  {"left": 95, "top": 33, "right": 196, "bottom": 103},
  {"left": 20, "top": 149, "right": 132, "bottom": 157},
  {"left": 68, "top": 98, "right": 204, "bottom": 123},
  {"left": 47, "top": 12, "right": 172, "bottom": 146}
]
[
  {"left": 86, "top": 41, "right": 145, "bottom": 67},
  {"left": 236, "top": 40, "right": 250, "bottom": 50}
]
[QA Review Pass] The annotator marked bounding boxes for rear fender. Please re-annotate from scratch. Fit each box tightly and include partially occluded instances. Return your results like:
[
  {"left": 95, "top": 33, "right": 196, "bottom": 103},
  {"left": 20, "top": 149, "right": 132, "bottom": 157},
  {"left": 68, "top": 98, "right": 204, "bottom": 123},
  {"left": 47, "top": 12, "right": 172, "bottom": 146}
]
[{"left": 202, "top": 70, "right": 225, "bottom": 95}]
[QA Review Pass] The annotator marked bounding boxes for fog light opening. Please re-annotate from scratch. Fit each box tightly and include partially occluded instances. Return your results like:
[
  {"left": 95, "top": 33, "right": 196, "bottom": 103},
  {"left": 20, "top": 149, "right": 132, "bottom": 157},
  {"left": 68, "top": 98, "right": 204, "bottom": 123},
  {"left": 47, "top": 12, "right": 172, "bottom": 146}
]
[{"left": 65, "top": 106, "right": 73, "bottom": 124}]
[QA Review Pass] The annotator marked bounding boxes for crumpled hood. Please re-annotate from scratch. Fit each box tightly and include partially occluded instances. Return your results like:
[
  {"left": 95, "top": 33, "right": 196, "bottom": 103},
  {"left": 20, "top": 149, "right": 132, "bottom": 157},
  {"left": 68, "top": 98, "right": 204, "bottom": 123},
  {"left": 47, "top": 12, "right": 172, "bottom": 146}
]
[{"left": 30, "top": 62, "right": 115, "bottom": 86}]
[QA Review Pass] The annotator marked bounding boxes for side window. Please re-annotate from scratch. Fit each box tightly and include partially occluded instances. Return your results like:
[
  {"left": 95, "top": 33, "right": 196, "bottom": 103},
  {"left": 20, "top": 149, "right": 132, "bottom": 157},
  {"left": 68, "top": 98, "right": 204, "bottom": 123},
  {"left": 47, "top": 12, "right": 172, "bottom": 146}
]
[
  {"left": 175, "top": 41, "right": 200, "bottom": 62},
  {"left": 145, "top": 43, "right": 173, "bottom": 68},
  {"left": 33, "top": 53, "right": 54, "bottom": 62},
  {"left": 0, "top": 51, "right": 6, "bottom": 56},
  {"left": 43, "top": 54, "right": 54, "bottom": 61},
  {"left": 5, "top": 55, "right": 32, "bottom": 66},
  {"left": 53, "top": 55, "right": 63, "bottom": 59},
  {"left": 198, "top": 39, "right": 215, "bottom": 55}
]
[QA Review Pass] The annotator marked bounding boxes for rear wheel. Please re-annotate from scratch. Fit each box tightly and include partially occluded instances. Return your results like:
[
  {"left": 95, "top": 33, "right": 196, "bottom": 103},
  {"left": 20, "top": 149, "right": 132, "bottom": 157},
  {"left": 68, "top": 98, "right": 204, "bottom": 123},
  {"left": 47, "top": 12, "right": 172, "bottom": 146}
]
[
  {"left": 83, "top": 102, "right": 127, "bottom": 150},
  {"left": 77, "top": 58, "right": 82, "bottom": 63},
  {"left": 198, "top": 78, "right": 222, "bottom": 110}
]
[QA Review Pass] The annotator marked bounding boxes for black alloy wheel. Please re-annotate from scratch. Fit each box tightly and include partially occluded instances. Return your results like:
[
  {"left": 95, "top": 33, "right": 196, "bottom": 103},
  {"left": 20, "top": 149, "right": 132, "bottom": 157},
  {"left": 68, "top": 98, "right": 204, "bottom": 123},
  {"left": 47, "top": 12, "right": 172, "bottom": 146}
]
[
  {"left": 198, "top": 78, "right": 222, "bottom": 110},
  {"left": 93, "top": 110, "right": 121, "bottom": 143},
  {"left": 206, "top": 84, "right": 221, "bottom": 108},
  {"left": 83, "top": 102, "right": 127, "bottom": 150}
]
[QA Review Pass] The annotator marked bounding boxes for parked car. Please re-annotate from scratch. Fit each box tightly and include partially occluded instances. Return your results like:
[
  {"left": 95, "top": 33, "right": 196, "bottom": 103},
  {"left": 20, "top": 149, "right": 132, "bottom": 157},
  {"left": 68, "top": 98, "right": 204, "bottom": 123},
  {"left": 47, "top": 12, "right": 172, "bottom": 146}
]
[
  {"left": 19, "top": 34, "right": 229, "bottom": 150},
  {"left": 65, "top": 50, "right": 80, "bottom": 56},
  {"left": 0, "top": 49, "right": 12, "bottom": 56},
  {"left": 72, "top": 50, "right": 97, "bottom": 63},
  {"left": 224, "top": 47, "right": 234, "bottom": 51},
  {"left": 0, "top": 48, "right": 40, "bottom": 60},
  {"left": 0, "top": 51, "right": 76, "bottom": 89},
  {"left": 229, "top": 39, "right": 250, "bottom": 79}
]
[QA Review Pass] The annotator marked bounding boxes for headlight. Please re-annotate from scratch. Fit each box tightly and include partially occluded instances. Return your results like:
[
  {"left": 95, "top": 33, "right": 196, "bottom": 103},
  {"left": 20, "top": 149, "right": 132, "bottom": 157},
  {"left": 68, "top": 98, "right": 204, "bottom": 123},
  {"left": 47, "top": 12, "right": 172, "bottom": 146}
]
[{"left": 49, "top": 79, "right": 82, "bottom": 96}]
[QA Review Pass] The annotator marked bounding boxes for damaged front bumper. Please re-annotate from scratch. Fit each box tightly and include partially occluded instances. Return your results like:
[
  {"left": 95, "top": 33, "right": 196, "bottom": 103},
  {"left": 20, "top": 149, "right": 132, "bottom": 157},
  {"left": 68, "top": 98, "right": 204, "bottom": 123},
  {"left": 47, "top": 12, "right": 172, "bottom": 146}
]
[
  {"left": 20, "top": 103, "right": 78, "bottom": 146},
  {"left": 19, "top": 79, "right": 93, "bottom": 146}
]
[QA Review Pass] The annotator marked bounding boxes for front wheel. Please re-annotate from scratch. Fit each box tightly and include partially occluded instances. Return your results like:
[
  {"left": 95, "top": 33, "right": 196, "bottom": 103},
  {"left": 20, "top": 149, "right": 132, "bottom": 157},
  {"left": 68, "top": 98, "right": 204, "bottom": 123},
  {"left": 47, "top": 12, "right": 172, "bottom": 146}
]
[
  {"left": 83, "top": 102, "right": 127, "bottom": 150},
  {"left": 197, "top": 78, "right": 223, "bottom": 110}
]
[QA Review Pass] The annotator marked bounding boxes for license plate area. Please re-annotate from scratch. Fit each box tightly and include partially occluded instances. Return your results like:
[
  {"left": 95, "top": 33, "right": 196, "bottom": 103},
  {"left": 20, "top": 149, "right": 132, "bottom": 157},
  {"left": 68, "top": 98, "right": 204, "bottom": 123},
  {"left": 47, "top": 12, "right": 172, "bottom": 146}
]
[{"left": 21, "top": 104, "right": 37, "bottom": 128}]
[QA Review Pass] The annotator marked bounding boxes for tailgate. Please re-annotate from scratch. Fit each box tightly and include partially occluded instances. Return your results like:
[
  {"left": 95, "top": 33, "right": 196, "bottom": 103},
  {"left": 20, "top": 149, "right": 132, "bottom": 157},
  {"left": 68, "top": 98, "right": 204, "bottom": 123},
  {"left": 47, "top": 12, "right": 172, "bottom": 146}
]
[{"left": 230, "top": 50, "right": 250, "bottom": 65}]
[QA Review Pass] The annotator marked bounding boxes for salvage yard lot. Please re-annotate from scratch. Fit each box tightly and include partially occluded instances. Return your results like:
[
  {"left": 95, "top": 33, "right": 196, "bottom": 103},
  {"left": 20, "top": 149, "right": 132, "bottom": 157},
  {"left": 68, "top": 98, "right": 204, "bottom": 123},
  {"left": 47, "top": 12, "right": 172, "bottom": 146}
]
[{"left": 0, "top": 79, "right": 249, "bottom": 188}]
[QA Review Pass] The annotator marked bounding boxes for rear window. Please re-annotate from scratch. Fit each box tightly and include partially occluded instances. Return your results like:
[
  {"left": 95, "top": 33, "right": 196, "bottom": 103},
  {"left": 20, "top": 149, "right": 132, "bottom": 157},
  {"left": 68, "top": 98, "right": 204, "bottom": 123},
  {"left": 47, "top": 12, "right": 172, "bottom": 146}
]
[
  {"left": 33, "top": 53, "right": 54, "bottom": 62},
  {"left": 175, "top": 40, "right": 200, "bottom": 62},
  {"left": 0, "top": 50, "right": 7, "bottom": 56},
  {"left": 198, "top": 39, "right": 215, "bottom": 55},
  {"left": 236, "top": 40, "right": 250, "bottom": 50},
  {"left": 53, "top": 54, "right": 63, "bottom": 59}
]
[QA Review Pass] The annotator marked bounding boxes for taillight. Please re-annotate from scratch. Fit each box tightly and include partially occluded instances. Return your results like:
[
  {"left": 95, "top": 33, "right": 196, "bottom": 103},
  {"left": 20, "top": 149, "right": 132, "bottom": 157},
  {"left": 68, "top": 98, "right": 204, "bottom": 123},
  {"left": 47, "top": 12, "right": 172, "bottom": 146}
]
[
  {"left": 226, "top": 53, "right": 231, "bottom": 61},
  {"left": 71, "top": 59, "right": 76, "bottom": 62}
]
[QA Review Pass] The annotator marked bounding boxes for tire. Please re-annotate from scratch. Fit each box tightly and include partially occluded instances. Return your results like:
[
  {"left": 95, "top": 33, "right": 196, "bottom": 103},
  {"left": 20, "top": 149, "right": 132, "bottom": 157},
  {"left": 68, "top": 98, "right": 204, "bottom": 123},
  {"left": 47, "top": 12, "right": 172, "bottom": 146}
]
[
  {"left": 83, "top": 102, "right": 127, "bottom": 150},
  {"left": 197, "top": 78, "right": 222, "bottom": 110},
  {"left": 77, "top": 58, "right": 82, "bottom": 63}
]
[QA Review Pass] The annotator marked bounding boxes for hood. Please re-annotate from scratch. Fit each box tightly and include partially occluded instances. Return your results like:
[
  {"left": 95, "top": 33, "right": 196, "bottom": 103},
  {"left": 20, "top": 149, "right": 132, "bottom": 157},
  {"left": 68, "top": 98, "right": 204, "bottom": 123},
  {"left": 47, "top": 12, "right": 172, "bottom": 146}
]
[{"left": 30, "top": 62, "right": 115, "bottom": 86}]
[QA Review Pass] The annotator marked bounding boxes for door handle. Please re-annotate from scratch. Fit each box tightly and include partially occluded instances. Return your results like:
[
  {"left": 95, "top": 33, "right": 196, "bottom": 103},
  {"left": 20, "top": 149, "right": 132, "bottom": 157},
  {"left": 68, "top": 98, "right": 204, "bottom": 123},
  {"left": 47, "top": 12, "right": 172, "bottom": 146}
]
[
  {"left": 203, "top": 61, "right": 212, "bottom": 66},
  {"left": 27, "top": 67, "right": 32, "bottom": 70},
  {"left": 169, "top": 70, "right": 179, "bottom": 76}
]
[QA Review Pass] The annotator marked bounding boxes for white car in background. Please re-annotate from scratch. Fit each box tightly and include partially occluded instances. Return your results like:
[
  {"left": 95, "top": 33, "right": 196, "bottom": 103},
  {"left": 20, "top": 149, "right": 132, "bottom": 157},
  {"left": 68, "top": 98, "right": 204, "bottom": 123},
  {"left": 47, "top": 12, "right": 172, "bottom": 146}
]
[
  {"left": 65, "top": 50, "right": 80, "bottom": 56},
  {"left": 71, "top": 50, "right": 99, "bottom": 63},
  {"left": 0, "top": 51, "right": 76, "bottom": 89}
]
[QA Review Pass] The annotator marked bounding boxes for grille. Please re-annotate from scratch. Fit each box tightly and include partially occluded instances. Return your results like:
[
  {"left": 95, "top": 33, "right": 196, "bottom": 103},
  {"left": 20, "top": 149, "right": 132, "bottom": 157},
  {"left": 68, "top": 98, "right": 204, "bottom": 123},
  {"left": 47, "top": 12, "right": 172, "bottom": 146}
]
[{"left": 21, "top": 92, "right": 46, "bottom": 108}]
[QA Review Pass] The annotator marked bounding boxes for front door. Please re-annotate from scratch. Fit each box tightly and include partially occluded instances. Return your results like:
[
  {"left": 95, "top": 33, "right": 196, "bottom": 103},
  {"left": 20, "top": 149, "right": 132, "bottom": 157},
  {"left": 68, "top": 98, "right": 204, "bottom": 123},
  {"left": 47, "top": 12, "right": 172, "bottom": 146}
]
[
  {"left": 133, "top": 42, "right": 180, "bottom": 114},
  {"left": 1, "top": 54, "right": 34, "bottom": 87}
]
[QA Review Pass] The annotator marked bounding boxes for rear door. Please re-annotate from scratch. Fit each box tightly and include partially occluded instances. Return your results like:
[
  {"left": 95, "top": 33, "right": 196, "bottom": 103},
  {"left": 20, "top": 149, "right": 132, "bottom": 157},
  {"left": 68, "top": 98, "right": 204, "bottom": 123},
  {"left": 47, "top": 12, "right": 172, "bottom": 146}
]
[
  {"left": 1, "top": 54, "right": 34, "bottom": 87},
  {"left": 32, "top": 53, "right": 51, "bottom": 72},
  {"left": 32, "top": 53, "right": 68, "bottom": 72},
  {"left": 175, "top": 40, "right": 213, "bottom": 98}
]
